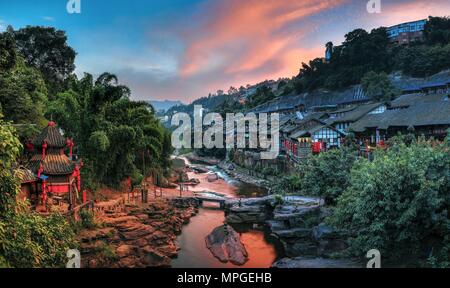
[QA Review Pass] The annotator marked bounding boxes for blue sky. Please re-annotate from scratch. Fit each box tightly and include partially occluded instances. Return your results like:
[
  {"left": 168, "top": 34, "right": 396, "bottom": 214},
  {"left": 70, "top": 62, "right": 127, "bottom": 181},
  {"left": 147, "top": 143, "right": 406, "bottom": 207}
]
[{"left": 1, "top": 0, "right": 449, "bottom": 103}]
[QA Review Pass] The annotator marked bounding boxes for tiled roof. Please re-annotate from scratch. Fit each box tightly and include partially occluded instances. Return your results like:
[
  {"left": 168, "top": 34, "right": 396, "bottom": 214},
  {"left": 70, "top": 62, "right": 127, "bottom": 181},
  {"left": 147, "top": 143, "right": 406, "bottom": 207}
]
[
  {"left": 249, "top": 70, "right": 450, "bottom": 114},
  {"left": 350, "top": 94, "right": 450, "bottom": 132},
  {"left": 32, "top": 123, "right": 66, "bottom": 148},
  {"left": 328, "top": 102, "right": 384, "bottom": 124},
  {"left": 16, "top": 167, "right": 38, "bottom": 183},
  {"left": 27, "top": 153, "right": 75, "bottom": 175}
]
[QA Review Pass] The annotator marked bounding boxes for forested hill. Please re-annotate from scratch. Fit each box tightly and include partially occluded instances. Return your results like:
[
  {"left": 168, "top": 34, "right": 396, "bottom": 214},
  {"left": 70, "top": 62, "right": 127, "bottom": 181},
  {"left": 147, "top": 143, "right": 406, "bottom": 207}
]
[
  {"left": 169, "top": 16, "right": 450, "bottom": 116},
  {"left": 0, "top": 25, "right": 172, "bottom": 189}
]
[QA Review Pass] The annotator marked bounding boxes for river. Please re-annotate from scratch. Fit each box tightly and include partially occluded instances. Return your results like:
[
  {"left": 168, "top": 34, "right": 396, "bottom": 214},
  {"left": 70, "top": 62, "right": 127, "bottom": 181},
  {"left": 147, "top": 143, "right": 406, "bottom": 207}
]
[{"left": 171, "top": 161, "right": 283, "bottom": 268}]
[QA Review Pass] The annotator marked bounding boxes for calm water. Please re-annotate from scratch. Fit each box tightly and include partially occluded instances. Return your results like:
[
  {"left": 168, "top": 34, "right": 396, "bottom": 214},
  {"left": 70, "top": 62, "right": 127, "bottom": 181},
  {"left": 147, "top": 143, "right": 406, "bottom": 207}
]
[{"left": 171, "top": 165, "right": 283, "bottom": 268}]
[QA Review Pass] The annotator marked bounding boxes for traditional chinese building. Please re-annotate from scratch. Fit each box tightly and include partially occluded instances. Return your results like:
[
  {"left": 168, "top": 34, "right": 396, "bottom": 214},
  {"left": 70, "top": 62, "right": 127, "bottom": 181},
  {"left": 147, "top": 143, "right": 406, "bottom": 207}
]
[
  {"left": 350, "top": 93, "right": 450, "bottom": 144},
  {"left": 24, "top": 121, "right": 81, "bottom": 209}
]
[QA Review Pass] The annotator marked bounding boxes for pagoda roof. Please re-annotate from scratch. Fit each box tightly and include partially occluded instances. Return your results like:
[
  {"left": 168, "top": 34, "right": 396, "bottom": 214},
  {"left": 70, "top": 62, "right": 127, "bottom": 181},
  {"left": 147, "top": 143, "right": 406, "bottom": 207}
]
[
  {"left": 27, "top": 154, "right": 75, "bottom": 175},
  {"left": 32, "top": 122, "right": 66, "bottom": 148},
  {"left": 16, "top": 166, "right": 38, "bottom": 183}
]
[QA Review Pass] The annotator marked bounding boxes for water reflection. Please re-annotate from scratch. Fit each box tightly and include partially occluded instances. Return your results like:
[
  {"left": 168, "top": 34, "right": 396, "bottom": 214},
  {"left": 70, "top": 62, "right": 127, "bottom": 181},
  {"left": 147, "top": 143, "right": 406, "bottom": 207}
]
[
  {"left": 171, "top": 162, "right": 281, "bottom": 268},
  {"left": 171, "top": 203, "right": 281, "bottom": 268}
]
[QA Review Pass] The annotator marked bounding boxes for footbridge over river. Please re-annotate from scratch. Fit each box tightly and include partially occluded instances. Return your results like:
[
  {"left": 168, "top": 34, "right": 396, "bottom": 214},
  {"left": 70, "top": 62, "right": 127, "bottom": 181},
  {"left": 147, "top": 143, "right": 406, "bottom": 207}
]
[{"left": 193, "top": 192, "right": 230, "bottom": 209}]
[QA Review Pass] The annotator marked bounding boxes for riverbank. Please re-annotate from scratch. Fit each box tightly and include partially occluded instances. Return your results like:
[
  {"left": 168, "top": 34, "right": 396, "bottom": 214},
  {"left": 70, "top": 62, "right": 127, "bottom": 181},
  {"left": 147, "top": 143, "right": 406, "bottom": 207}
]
[
  {"left": 77, "top": 156, "right": 281, "bottom": 268},
  {"left": 224, "top": 196, "right": 363, "bottom": 268},
  {"left": 217, "top": 160, "right": 272, "bottom": 190},
  {"left": 77, "top": 196, "right": 198, "bottom": 268}
]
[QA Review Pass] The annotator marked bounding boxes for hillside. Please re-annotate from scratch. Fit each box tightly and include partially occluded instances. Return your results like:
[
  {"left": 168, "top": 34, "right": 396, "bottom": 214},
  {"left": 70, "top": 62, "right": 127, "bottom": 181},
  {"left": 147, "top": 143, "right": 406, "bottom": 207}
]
[
  {"left": 149, "top": 100, "right": 184, "bottom": 112},
  {"left": 168, "top": 16, "right": 450, "bottom": 117}
]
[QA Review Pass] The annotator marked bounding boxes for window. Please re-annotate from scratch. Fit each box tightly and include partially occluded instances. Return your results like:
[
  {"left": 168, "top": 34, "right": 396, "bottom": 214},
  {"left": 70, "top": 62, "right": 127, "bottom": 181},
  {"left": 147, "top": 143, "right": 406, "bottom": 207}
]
[{"left": 369, "top": 105, "right": 386, "bottom": 115}]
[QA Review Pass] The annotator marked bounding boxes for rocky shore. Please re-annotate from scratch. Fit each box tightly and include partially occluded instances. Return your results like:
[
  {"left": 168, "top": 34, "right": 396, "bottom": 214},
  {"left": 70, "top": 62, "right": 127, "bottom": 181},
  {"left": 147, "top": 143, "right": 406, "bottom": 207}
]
[
  {"left": 77, "top": 197, "right": 199, "bottom": 268},
  {"left": 224, "top": 195, "right": 361, "bottom": 268},
  {"left": 218, "top": 160, "right": 272, "bottom": 189}
]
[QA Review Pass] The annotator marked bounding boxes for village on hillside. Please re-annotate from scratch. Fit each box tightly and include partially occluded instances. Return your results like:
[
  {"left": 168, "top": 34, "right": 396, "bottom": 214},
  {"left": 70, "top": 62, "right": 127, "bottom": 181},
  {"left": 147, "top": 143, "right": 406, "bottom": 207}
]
[{"left": 0, "top": 4, "right": 449, "bottom": 270}]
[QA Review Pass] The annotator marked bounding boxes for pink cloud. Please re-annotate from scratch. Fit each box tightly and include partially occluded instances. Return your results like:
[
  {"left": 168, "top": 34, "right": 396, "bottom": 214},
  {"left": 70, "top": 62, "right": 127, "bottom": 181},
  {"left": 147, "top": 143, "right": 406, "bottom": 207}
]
[
  {"left": 178, "top": 0, "right": 348, "bottom": 80},
  {"left": 130, "top": 0, "right": 450, "bottom": 102}
]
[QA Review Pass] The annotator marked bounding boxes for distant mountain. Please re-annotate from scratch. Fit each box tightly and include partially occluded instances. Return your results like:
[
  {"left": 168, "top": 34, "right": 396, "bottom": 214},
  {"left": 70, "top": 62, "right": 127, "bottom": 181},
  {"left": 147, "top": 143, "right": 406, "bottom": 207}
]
[{"left": 149, "top": 100, "right": 184, "bottom": 112}]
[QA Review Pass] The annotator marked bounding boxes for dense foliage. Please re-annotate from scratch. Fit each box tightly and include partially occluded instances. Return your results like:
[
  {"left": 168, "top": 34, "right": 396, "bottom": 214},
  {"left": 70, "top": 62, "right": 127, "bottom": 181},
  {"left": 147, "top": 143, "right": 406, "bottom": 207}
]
[
  {"left": 293, "top": 16, "right": 450, "bottom": 94},
  {"left": 13, "top": 26, "right": 76, "bottom": 97},
  {"left": 299, "top": 146, "right": 358, "bottom": 205},
  {"left": 0, "top": 117, "right": 76, "bottom": 268},
  {"left": 328, "top": 136, "right": 450, "bottom": 264},
  {"left": 361, "top": 71, "right": 399, "bottom": 101},
  {"left": 0, "top": 115, "right": 22, "bottom": 216},
  {"left": 0, "top": 25, "right": 172, "bottom": 189},
  {"left": 47, "top": 72, "right": 172, "bottom": 187}
]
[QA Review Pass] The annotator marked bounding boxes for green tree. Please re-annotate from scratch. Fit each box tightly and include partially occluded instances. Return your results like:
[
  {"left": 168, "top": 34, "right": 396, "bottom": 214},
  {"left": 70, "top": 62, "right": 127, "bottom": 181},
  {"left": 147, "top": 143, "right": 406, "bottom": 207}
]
[
  {"left": 361, "top": 71, "right": 399, "bottom": 101},
  {"left": 0, "top": 114, "right": 22, "bottom": 216},
  {"left": 12, "top": 26, "right": 76, "bottom": 96},
  {"left": 47, "top": 73, "right": 168, "bottom": 187},
  {"left": 424, "top": 16, "right": 450, "bottom": 45},
  {"left": 329, "top": 140, "right": 450, "bottom": 261},
  {"left": 0, "top": 57, "right": 48, "bottom": 127},
  {"left": 0, "top": 117, "right": 76, "bottom": 268},
  {"left": 0, "top": 30, "right": 16, "bottom": 72},
  {"left": 301, "top": 147, "right": 358, "bottom": 205}
]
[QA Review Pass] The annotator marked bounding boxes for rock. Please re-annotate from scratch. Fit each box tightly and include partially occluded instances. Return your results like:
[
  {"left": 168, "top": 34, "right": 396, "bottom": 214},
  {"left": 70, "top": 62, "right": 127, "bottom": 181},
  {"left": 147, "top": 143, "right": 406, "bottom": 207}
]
[
  {"left": 273, "top": 205, "right": 320, "bottom": 221},
  {"left": 282, "top": 240, "right": 318, "bottom": 257},
  {"left": 77, "top": 228, "right": 116, "bottom": 242},
  {"left": 224, "top": 196, "right": 273, "bottom": 224},
  {"left": 266, "top": 220, "right": 287, "bottom": 231},
  {"left": 205, "top": 225, "right": 248, "bottom": 265},
  {"left": 312, "top": 223, "right": 337, "bottom": 241},
  {"left": 118, "top": 256, "right": 140, "bottom": 268},
  {"left": 142, "top": 248, "right": 171, "bottom": 267},
  {"left": 191, "top": 166, "right": 209, "bottom": 174},
  {"left": 207, "top": 172, "right": 219, "bottom": 182},
  {"left": 118, "top": 223, "right": 156, "bottom": 241},
  {"left": 273, "top": 228, "right": 312, "bottom": 239},
  {"left": 272, "top": 257, "right": 361, "bottom": 268},
  {"left": 102, "top": 216, "right": 139, "bottom": 226},
  {"left": 317, "top": 239, "right": 347, "bottom": 257},
  {"left": 116, "top": 245, "right": 136, "bottom": 258}
]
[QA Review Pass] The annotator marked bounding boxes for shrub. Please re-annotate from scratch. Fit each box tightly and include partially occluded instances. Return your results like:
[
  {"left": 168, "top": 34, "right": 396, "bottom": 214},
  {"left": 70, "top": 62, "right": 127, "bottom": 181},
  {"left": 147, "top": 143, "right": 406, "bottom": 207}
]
[
  {"left": 329, "top": 140, "right": 450, "bottom": 261},
  {"left": 301, "top": 147, "right": 357, "bottom": 205},
  {"left": 271, "top": 173, "right": 302, "bottom": 195},
  {"left": 0, "top": 206, "right": 77, "bottom": 268},
  {"left": 79, "top": 208, "right": 98, "bottom": 229}
]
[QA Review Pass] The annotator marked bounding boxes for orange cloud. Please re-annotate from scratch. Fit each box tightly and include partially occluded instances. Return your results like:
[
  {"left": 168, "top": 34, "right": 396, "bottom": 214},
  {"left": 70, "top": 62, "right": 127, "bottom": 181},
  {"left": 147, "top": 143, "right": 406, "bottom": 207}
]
[
  {"left": 179, "top": 0, "right": 348, "bottom": 79},
  {"left": 370, "top": 0, "right": 450, "bottom": 27}
]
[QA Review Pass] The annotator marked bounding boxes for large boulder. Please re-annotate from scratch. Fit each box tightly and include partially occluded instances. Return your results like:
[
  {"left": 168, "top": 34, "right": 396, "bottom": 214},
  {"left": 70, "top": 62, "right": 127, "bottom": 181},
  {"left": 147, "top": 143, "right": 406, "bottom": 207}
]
[{"left": 205, "top": 225, "right": 248, "bottom": 265}]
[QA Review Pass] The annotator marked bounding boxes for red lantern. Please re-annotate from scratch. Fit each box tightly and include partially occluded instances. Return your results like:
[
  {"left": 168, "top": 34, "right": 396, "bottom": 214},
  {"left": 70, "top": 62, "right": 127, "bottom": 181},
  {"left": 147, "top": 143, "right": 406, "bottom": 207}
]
[{"left": 42, "top": 141, "right": 48, "bottom": 159}]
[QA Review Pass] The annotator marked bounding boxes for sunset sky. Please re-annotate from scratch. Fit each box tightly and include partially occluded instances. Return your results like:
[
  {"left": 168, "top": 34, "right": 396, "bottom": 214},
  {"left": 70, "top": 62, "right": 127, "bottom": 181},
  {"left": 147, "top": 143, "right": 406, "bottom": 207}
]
[{"left": 1, "top": 0, "right": 449, "bottom": 103}]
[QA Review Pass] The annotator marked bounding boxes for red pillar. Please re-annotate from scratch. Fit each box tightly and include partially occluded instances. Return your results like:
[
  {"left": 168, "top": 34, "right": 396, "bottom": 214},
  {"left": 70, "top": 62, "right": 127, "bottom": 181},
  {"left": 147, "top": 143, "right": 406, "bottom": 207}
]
[
  {"left": 82, "top": 190, "right": 87, "bottom": 204},
  {"left": 75, "top": 166, "right": 81, "bottom": 192},
  {"left": 42, "top": 180, "right": 47, "bottom": 210}
]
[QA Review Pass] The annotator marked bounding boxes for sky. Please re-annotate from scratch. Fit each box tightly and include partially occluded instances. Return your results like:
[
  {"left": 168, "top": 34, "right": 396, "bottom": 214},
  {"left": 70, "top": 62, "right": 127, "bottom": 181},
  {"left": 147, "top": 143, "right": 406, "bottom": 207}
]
[{"left": 0, "top": 0, "right": 449, "bottom": 103}]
